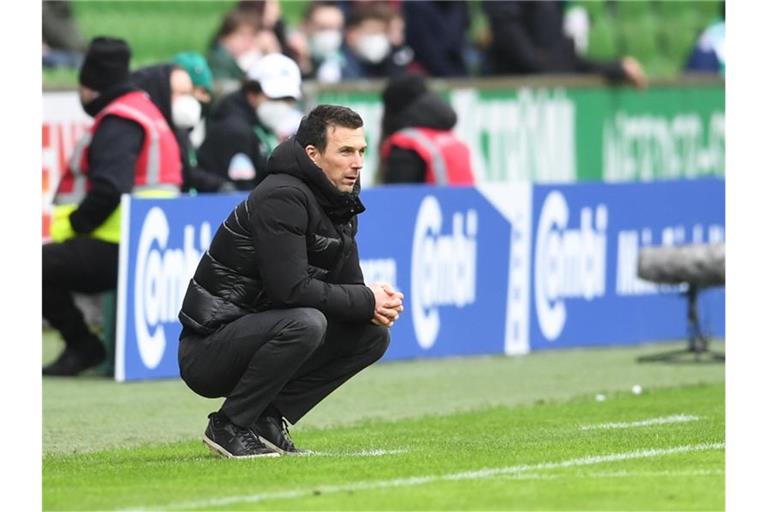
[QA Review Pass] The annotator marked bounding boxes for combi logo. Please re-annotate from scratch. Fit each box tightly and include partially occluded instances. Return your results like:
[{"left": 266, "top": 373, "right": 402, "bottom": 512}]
[
  {"left": 411, "top": 196, "right": 478, "bottom": 350},
  {"left": 534, "top": 191, "right": 608, "bottom": 341},
  {"left": 133, "top": 207, "right": 212, "bottom": 369}
]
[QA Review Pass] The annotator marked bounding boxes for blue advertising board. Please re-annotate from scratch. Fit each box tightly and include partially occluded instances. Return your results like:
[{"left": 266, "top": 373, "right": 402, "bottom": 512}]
[
  {"left": 115, "top": 193, "right": 246, "bottom": 381},
  {"left": 528, "top": 178, "right": 725, "bottom": 350},
  {"left": 355, "top": 186, "right": 523, "bottom": 360},
  {"left": 114, "top": 178, "right": 724, "bottom": 381}
]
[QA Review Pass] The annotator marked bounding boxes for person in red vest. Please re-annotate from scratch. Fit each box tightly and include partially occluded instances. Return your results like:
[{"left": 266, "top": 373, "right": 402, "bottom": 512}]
[
  {"left": 43, "top": 37, "right": 183, "bottom": 376},
  {"left": 378, "top": 73, "right": 474, "bottom": 185}
]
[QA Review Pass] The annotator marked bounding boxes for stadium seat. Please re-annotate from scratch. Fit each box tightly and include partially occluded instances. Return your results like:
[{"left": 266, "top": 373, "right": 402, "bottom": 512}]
[
  {"left": 72, "top": 1, "right": 236, "bottom": 66},
  {"left": 587, "top": 18, "right": 619, "bottom": 61},
  {"left": 618, "top": 16, "right": 659, "bottom": 65},
  {"left": 615, "top": 0, "right": 652, "bottom": 21}
]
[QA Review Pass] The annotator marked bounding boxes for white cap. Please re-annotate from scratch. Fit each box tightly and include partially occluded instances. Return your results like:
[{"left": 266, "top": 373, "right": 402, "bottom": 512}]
[{"left": 246, "top": 53, "right": 302, "bottom": 100}]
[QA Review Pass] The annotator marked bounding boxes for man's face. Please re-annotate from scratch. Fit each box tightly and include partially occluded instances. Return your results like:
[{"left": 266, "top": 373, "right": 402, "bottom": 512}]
[
  {"left": 78, "top": 85, "right": 98, "bottom": 106},
  {"left": 306, "top": 125, "right": 366, "bottom": 193},
  {"left": 308, "top": 5, "right": 344, "bottom": 34}
]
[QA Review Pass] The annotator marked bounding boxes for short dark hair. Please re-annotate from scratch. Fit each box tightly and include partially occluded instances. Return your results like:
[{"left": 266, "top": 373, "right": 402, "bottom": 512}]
[
  {"left": 295, "top": 104, "right": 363, "bottom": 152},
  {"left": 304, "top": 1, "right": 342, "bottom": 23},
  {"left": 346, "top": 2, "right": 393, "bottom": 29}
]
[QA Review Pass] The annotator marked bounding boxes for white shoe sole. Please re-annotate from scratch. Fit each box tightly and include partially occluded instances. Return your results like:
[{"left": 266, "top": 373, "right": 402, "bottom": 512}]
[{"left": 202, "top": 435, "right": 280, "bottom": 459}]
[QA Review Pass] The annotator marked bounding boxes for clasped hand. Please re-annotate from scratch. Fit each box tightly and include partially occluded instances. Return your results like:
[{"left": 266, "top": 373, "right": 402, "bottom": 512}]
[{"left": 367, "top": 282, "right": 405, "bottom": 328}]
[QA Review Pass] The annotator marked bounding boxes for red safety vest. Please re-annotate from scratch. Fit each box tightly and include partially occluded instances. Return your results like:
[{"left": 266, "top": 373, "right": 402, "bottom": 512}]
[
  {"left": 55, "top": 90, "right": 182, "bottom": 205},
  {"left": 381, "top": 127, "right": 475, "bottom": 185}
]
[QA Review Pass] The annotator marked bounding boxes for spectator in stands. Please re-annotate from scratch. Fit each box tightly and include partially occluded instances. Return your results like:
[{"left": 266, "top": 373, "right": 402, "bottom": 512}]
[
  {"left": 132, "top": 59, "right": 230, "bottom": 194},
  {"left": 173, "top": 52, "right": 215, "bottom": 108},
  {"left": 403, "top": 0, "right": 470, "bottom": 78},
  {"left": 340, "top": 2, "right": 410, "bottom": 80},
  {"left": 42, "top": 0, "right": 86, "bottom": 69},
  {"left": 481, "top": 0, "right": 647, "bottom": 88},
  {"left": 43, "top": 37, "right": 182, "bottom": 376},
  {"left": 207, "top": 8, "right": 263, "bottom": 93},
  {"left": 197, "top": 53, "right": 303, "bottom": 192},
  {"left": 378, "top": 73, "right": 474, "bottom": 185},
  {"left": 686, "top": 4, "right": 725, "bottom": 74},
  {"left": 297, "top": 1, "right": 347, "bottom": 83}
]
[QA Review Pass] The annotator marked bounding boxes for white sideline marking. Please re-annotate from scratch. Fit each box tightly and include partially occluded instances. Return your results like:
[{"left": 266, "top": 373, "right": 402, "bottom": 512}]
[
  {"left": 498, "top": 468, "right": 724, "bottom": 481},
  {"left": 301, "top": 448, "right": 409, "bottom": 457},
  {"left": 123, "top": 442, "right": 724, "bottom": 511},
  {"left": 579, "top": 414, "right": 701, "bottom": 431}
]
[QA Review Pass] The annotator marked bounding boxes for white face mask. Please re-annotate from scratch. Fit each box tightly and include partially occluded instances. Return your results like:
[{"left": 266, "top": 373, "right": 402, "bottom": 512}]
[
  {"left": 171, "top": 95, "right": 202, "bottom": 130},
  {"left": 236, "top": 49, "right": 262, "bottom": 73},
  {"left": 310, "top": 30, "right": 343, "bottom": 59},
  {"left": 257, "top": 100, "right": 298, "bottom": 134},
  {"left": 355, "top": 33, "right": 390, "bottom": 64}
]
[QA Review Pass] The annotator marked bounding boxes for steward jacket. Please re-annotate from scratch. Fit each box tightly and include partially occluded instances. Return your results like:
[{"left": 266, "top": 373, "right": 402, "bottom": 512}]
[
  {"left": 179, "top": 137, "right": 376, "bottom": 335},
  {"left": 379, "top": 90, "right": 474, "bottom": 185},
  {"left": 132, "top": 63, "right": 228, "bottom": 193},
  {"left": 52, "top": 86, "right": 182, "bottom": 242}
]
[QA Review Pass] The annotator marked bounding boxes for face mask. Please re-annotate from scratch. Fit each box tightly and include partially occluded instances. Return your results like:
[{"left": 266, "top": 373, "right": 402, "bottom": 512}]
[
  {"left": 257, "top": 100, "right": 297, "bottom": 134},
  {"left": 236, "top": 49, "right": 262, "bottom": 73},
  {"left": 310, "top": 30, "right": 343, "bottom": 59},
  {"left": 171, "top": 95, "right": 202, "bottom": 130},
  {"left": 355, "top": 33, "right": 390, "bottom": 64}
]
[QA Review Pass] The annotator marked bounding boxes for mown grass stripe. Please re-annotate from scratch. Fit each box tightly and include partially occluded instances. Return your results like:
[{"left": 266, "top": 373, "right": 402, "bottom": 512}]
[
  {"left": 579, "top": 414, "right": 700, "bottom": 431},
  {"left": 126, "top": 442, "right": 724, "bottom": 511}
]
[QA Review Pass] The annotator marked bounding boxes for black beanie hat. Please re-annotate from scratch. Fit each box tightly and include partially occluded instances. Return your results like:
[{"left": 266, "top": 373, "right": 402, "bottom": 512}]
[
  {"left": 79, "top": 37, "right": 132, "bottom": 92},
  {"left": 382, "top": 73, "right": 429, "bottom": 116}
]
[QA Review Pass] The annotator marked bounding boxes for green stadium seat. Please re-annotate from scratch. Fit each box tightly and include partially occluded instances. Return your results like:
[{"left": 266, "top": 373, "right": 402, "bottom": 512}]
[
  {"left": 617, "top": 16, "right": 659, "bottom": 64},
  {"left": 72, "top": 1, "right": 236, "bottom": 66},
  {"left": 587, "top": 18, "right": 619, "bottom": 60},
  {"left": 646, "top": 56, "right": 679, "bottom": 79},
  {"left": 615, "top": 0, "right": 652, "bottom": 21}
]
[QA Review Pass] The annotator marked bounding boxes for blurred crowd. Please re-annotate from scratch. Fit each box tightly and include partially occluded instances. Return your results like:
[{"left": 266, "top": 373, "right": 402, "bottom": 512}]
[{"left": 43, "top": 0, "right": 725, "bottom": 191}]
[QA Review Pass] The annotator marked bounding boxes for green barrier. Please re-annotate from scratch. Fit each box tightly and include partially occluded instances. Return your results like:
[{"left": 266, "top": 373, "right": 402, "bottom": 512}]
[{"left": 314, "top": 77, "right": 724, "bottom": 185}]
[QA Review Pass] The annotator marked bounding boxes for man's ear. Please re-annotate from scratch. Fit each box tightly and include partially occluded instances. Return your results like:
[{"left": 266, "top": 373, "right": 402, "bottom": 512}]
[{"left": 305, "top": 145, "right": 319, "bottom": 164}]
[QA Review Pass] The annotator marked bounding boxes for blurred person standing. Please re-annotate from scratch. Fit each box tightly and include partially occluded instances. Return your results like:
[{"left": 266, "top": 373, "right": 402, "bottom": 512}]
[
  {"left": 196, "top": 53, "right": 304, "bottom": 192},
  {"left": 481, "top": 0, "right": 647, "bottom": 87},
  {"left": 340, "top": 2, "right": 410, "bottom": 80},
  {"left": 178, "top": 105, "right": 402, "bottom": 458},
  {"left": 43, "top": 37, "right": 182, "bottom": 376},
  {"left": 378, "top": 73, "right": 474, "bottom": 184},
  {"left": 403, "top": 0, "right": 470, "bottom": 78}
]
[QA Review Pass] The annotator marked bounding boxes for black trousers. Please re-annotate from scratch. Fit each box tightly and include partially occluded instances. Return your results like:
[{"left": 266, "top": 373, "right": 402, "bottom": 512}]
[
  {"left": 178, "top": 308, "right": 390, "bottom": 428},
  {"left": 42, "top": 238, "right": 119, "bottom": 349}
]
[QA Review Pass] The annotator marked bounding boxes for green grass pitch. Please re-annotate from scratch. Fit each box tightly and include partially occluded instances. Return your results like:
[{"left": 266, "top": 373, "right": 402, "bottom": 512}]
[{"left": 43, "top": 332, "right": 725, "bottom": 510}]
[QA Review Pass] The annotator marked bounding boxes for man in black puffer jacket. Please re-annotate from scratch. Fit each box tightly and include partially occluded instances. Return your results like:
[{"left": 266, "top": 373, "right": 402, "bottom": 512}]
[{"left": 178, "top": 105, "right": 404, "bottom": 459}]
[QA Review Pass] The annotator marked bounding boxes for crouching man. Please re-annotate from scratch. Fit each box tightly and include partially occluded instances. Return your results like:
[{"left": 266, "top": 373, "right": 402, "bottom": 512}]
[{"left": 177, "top": 105, "right": 404, "bottom": 458}]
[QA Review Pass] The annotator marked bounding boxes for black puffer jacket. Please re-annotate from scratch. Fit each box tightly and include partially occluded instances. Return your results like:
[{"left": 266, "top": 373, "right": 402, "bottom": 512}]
[{"left": 179, "top": 137, "right": 375, "bottom": 335}]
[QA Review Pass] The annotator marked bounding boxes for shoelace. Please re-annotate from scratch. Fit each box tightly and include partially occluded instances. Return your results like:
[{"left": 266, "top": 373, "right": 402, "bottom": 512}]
[
  {"left": 237, "top": 426, "right": 265, "bottom": 451},
  {"left": 280, "top": 418, "right": 296, "bottom": 448}
]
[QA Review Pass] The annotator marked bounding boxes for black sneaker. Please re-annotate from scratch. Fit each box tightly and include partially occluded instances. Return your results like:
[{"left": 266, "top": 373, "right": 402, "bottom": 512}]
[
  {"left": 252, "top": 412, "right": 303, "bottom": 455},
  {"left": 42, "top": 342, "right": 106, "bottom": 376},
  {"left": 203, "top": 412, "right": 279, "bottom": 459}
]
